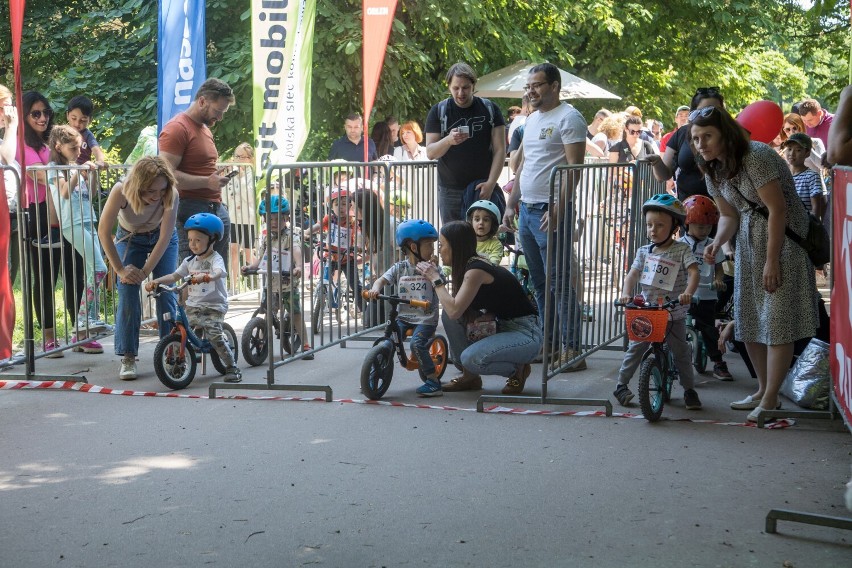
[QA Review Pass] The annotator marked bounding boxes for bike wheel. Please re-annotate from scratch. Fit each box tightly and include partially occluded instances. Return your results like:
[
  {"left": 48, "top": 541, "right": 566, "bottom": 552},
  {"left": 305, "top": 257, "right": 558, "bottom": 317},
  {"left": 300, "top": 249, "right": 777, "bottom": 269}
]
[
  {"left": 241, "top": 317, "right": 269, "bottom": 367},
  {"left": 210, "top": 323, "right": 239, "bottom": 375},
  {"left": 419, "top": 335, "right": 449, "bottom": 381},
  {"left": 281, "top": 313, "right": 294, "bottom": 355},
  {"left": 360, "top": 341, "right": 395, "bottom": 400},
  {"left": 686, "top": 326, "right": 707, "bottom": 373},
  {"left": 154, "top": 336, "right": 197, "bottom": 390},
  {"left": 638, "top": 354, "right": 666, "bottom": 422},
  {"left": 312, "top": 285, "right": 326, "bottom": 334}
]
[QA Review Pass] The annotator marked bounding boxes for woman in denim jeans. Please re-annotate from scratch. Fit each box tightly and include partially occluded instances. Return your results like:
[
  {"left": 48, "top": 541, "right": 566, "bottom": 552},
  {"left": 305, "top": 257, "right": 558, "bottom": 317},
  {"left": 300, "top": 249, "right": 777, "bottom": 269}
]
[
  {"left": 416, "top": 221, "right": 542, "bottom": 395},
  {"left": 98, "top": 157, "right": 179, "bottom": 380}
]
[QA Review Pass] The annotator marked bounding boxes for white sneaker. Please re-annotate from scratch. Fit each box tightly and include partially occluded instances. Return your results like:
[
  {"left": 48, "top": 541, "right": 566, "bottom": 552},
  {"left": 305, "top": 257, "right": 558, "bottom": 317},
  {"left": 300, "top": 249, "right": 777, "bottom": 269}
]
[{"left": 119, "top": 358, "right": 138, "bottom": 380}]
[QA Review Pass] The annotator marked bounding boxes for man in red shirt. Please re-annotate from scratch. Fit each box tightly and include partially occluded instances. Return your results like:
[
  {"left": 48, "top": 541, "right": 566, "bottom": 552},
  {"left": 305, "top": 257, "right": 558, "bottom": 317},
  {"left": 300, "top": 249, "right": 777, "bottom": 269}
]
[
  {"left": 159, "top": 78, "right": 235, "bottom": 262},
  {"left": 799, "top": 98, "right": 834, "bottom": 154}
]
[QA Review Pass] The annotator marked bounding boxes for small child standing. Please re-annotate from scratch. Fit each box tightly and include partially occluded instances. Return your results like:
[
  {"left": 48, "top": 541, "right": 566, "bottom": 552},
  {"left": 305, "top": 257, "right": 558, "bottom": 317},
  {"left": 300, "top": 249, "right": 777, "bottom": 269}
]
[
  {"left": 242, "top": 195, "right": 313, "bottom": 359},
  {"left": 146, "top": 213, "right": 241, "bottom": 383},
  {"left": 680, "top": 195, "right": 731, "bottom": 380},
  {"left": 614, "top": 194, "right": 702, "bottom": 409},
  {"left": 65, "top": 95, "right": 107, "bottom": 166},
  {"left": 466, "top": 200, "right": 503, "bottom": 264},
  {"left": 782, "top": 132, "right": 826, "bottom": 220},
  {"left": 367, "top": 219, "right": 441, "bottom": 397},
  {"left": 47, "top": 124, "right": 110, "bottom": 352}
]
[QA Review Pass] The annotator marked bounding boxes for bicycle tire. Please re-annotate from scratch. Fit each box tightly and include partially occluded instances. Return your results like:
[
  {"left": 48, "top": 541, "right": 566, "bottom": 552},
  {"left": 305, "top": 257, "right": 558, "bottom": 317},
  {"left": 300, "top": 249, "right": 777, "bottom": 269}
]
[
  {"left": 241, "top": 317, "right": 269, "bottom": 367},
  {"left": 210, "top": 323, "right": 239, "bottom": 375},
  {"left": 686, "top": 326, "right": 707, "bottom": 373},
  {"left": 360, "top": 341, "right": 395, "bottom": 400},
  {"left": 418, "top": 335, "right": 449, "bottom": 382},
  {"left": 638, "top": 354, "right": 666, "bottom": 422},
  {"left": 312, "top": 285, "right": 326, "bottom": 334},
  {"left": 281, "top": 313, "right": 294, "bottom": 355},
  {"left": 154, "top": 335, "right": 197, "bottom": 390}
]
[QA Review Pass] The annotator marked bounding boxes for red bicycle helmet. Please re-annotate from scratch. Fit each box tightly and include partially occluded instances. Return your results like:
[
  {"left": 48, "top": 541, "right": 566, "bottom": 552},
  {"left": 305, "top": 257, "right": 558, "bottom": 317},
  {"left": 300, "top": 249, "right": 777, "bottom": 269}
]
[{"left": 683, "top": 195, "right": 720, "bottom": 226}]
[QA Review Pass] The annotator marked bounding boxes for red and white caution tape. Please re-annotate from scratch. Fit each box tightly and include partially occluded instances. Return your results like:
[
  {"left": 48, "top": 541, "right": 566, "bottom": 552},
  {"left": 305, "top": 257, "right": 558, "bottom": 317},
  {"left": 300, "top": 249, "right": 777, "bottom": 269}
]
[{"left": 0, "top": 380, "right": 795, "bottom": 428}]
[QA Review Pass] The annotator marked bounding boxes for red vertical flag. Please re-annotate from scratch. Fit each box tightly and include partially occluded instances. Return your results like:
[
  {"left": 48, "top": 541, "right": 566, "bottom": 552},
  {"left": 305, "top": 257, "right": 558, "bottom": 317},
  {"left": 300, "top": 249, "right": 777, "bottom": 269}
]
[
  {"left": 362, "top": 0, "right": 397, "bottom": 162},
  {"left": 0, "top": 0, "right": 27, "bottom": 359}
]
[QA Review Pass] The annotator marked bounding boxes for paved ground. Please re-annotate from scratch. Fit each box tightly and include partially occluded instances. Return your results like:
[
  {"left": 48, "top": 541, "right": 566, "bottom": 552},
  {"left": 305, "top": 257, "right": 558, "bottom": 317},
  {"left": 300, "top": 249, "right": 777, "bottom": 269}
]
[{"left": 1, "top": 299, "right": 850, "bottom": 567}]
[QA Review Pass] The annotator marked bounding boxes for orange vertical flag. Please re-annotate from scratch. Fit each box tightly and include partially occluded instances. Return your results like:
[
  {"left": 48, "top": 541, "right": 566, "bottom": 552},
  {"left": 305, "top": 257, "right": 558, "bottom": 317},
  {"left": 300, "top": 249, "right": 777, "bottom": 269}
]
[{"left": 362, "top": 0, "right": 397, "bottom": 162}]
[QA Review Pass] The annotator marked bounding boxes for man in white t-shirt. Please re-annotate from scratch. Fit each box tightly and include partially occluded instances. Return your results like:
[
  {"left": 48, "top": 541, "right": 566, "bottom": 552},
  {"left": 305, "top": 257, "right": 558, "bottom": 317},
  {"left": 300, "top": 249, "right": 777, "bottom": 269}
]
[{"left": 502, "top": 62, "right": 588, "bottom": 372}]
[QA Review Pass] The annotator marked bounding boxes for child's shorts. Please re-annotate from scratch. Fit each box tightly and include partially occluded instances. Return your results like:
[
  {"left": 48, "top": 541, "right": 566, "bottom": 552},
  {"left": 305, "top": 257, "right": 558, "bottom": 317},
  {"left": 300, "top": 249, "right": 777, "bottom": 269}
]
[{"left": 274, "top": 290, "right": 302, "bottom": 315}]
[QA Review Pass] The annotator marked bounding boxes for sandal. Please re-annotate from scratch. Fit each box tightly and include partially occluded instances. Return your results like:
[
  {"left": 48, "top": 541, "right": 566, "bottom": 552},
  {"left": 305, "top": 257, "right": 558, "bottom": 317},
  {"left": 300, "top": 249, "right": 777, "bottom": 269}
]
[{"left": 442, "top": 371, "right": 482, "bottom": 392}]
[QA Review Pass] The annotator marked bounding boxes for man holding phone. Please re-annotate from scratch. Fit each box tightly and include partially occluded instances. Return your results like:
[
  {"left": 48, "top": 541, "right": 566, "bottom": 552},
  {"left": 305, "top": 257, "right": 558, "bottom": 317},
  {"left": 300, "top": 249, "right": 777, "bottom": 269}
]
[
  {"left": 425, "top": 63, "right": 506, "bottom": 223},
  {"left": 159, "top": 78, "right": 235, "bottom": 262}
]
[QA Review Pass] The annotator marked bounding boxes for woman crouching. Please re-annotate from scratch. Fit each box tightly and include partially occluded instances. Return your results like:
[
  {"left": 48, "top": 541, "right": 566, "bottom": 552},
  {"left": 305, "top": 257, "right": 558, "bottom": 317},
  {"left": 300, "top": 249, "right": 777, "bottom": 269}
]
[{"left": 416, "top": 221, "right": 542, "bottom": 394}]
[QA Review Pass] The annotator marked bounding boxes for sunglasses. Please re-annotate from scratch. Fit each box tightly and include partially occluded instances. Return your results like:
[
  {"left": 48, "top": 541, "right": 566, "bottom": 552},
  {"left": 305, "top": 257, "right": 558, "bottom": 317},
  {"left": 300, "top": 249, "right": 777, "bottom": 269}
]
[
  {"left": 627, "top": 129, "right": 642, "bottom": 135},
  {"left": 688, "top": 106, "right": 717, "bottom": 122},
  {"left": 28, "top": 109, "right": 52, "bottom": 120},
  {"left": 695, "top": 86, "right": 720, "bottom": 97},
  {"left": 783, "top": 126, "right": 798, "bottom": 133}
]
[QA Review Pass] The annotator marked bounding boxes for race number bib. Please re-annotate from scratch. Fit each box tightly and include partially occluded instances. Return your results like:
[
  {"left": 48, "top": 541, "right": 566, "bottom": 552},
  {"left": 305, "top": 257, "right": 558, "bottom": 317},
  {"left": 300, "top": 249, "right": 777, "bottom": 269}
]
[
  {"left": 398, "top": 275, "right": 431, "bottom": 316},
  {"left": 188, "top": 272, "right": 212, "bottom": 298},
  {"left": 640, "top": 254, "right": 679, "bottom": 291},
  {"left": 328, "top": 223, "right": 350, "bottom": 249},
  {"left": 258, "top": 248, "right": 291, "bottom": 274}
]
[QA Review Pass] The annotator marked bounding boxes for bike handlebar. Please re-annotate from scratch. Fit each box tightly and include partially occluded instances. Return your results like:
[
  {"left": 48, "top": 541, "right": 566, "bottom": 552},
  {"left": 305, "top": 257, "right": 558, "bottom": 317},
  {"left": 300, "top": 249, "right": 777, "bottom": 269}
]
[
  {"left": 614, "top": 298, "right": 680, "bottom": 310},
  {"left": 361, "top": 290, "right": 430, "bottom": 310},
  {"left": 148, "top": 279, "right": 192, "bottom": 298}
]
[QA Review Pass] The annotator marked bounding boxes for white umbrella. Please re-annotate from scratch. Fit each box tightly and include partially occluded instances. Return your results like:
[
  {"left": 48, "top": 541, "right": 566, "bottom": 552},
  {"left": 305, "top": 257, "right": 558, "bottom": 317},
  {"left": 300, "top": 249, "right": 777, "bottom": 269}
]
[{"left": 474, "top": 60, "right": 621, "bottom": 100}]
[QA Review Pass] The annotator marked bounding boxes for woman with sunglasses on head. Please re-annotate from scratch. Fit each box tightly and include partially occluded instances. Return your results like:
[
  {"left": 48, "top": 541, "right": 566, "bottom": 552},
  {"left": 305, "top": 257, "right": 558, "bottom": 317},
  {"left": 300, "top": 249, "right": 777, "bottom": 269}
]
[
  {"left": 779, "top": 113, "right": 825, "bottom": 174},
  {"left": 691, "top": 105, "right": 818, "bottom": 421},
  {"left": 647, "top": 87, "right": 725, "bottom": 201},
  {"left": 17, "top": 91, "right": 86, "bottom": 356}
]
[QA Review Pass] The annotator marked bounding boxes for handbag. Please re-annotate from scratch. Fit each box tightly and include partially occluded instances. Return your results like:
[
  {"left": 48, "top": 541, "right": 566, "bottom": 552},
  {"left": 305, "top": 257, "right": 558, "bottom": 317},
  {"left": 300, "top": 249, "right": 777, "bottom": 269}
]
[
  {"left": 465, "top": 310, "right": 497, "bottom": 342},
  {"left": 731, "top": 179, "right": 830, "bottom": 267}
]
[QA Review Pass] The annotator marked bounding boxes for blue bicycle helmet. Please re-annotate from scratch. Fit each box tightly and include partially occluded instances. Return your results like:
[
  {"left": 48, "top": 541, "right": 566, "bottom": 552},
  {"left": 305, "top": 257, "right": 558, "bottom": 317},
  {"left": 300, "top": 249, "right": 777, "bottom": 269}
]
[
  {"left": 395, "top": 219, "right": 438, "bottom": 247},
  {"left": 257, "top": 194, "right": 290, "bottom": 216},
  {"left": 642, "top": 194, "right": 687, "bottom": 225},
  {"left": 184, "top": 213, "right": 224, "bottom": 243}
]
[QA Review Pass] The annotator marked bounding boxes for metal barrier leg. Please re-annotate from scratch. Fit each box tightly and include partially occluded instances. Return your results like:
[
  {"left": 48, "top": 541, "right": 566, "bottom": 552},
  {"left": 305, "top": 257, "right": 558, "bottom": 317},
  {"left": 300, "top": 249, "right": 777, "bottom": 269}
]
[
  {"left": 765, "top": 509, "right": 852, "bottom": 534},
  {"left": 209, "top": 381, "right": 332, "bottom": 401},
  {"left": 476, "top": 394, "right": 613, "bottom": 416}
]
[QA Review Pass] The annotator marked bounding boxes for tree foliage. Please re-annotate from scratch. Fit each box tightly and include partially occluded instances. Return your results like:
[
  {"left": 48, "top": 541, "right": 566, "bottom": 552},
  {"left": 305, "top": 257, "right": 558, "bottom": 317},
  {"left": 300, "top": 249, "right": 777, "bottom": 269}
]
[{"left": 0, "top": 0, "right": 847, "bottom": 161}]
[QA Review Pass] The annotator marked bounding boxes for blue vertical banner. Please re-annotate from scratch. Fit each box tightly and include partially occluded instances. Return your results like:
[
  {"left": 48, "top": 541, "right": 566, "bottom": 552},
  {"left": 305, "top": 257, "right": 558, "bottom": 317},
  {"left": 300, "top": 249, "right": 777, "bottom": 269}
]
[{"left": 157, "top": 0, "right": 207, "bottom": 134}]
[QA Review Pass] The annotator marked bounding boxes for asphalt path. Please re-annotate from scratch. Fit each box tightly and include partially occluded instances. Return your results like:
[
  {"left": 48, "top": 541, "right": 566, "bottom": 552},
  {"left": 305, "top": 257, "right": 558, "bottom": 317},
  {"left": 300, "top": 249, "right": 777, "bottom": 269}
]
[{"left": 1, "top": 302, "right": 850, "bottom": 567}]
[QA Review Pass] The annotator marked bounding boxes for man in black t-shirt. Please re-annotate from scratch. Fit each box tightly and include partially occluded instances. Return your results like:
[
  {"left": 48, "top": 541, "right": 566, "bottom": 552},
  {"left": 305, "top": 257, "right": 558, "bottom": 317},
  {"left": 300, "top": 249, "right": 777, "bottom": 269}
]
[{"left": 425, "top": 63, "right": 506, "bottom": 223}]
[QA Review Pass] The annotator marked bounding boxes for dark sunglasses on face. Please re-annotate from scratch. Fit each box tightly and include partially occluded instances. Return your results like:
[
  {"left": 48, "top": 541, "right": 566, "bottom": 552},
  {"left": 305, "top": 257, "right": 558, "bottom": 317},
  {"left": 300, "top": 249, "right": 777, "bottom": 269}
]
[
  {"left": 688, "top": 106, "right": 716, "bottom": 122},
  {"left": 695, "top": 86, "right": 720, "bottom": 97},
  {"left": 29, "top": 109, "right": 52, "bottom": 120},
  {"left": 783, "top": 126, "right": 797, "bottom": 133},
  {"left": 628, "top": 129, "right": 641, "bottom": 135}
]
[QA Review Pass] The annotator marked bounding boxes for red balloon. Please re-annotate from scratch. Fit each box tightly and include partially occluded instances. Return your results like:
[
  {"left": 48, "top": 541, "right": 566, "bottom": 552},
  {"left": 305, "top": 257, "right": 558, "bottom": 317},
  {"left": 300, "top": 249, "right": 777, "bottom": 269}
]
[{"left": 736, "top": 100, "right": 783, "bottom": 144}]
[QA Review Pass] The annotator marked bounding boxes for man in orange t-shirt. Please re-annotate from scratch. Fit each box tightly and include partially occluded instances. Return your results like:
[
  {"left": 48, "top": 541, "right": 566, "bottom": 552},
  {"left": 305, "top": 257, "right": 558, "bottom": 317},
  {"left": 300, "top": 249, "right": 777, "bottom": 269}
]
[{"left": 159, "top": 78, "right": 235, "bottom": 262}]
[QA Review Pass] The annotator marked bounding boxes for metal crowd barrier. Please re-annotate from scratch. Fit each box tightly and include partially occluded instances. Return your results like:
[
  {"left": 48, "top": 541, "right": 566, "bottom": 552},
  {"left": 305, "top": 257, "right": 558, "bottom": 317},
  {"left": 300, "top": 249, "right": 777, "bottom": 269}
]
[
  {"left": 478, "top": 159, "right": 664, "bottom": 412},
  {"left": 211, "top": 160, "right": 442, "bottom": 397}
]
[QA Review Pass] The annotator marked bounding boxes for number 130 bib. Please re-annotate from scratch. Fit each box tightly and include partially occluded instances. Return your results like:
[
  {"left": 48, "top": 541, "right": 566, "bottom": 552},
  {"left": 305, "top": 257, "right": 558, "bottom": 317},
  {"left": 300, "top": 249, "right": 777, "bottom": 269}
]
[{"left": 640, "top": 254, "right": 679, "bottom": 291}]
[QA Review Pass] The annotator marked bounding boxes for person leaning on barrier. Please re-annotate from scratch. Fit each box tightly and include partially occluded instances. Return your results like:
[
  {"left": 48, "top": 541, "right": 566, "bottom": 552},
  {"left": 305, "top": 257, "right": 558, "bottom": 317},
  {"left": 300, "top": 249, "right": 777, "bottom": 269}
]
[
  {"left": 17, "top": 90, "right": 73, "bottom": 356},
  {"left": 415, "top": 221, "right": 542, "bottom": 395},
  {"left": 158, "top": 78, "right": 235, "bottom": 264},
  {"left": 501, "top": 62, "right": 588, "bottom": 373},
  {"left": 98, "top": 156, "right": 180, "bottom": 381}
]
